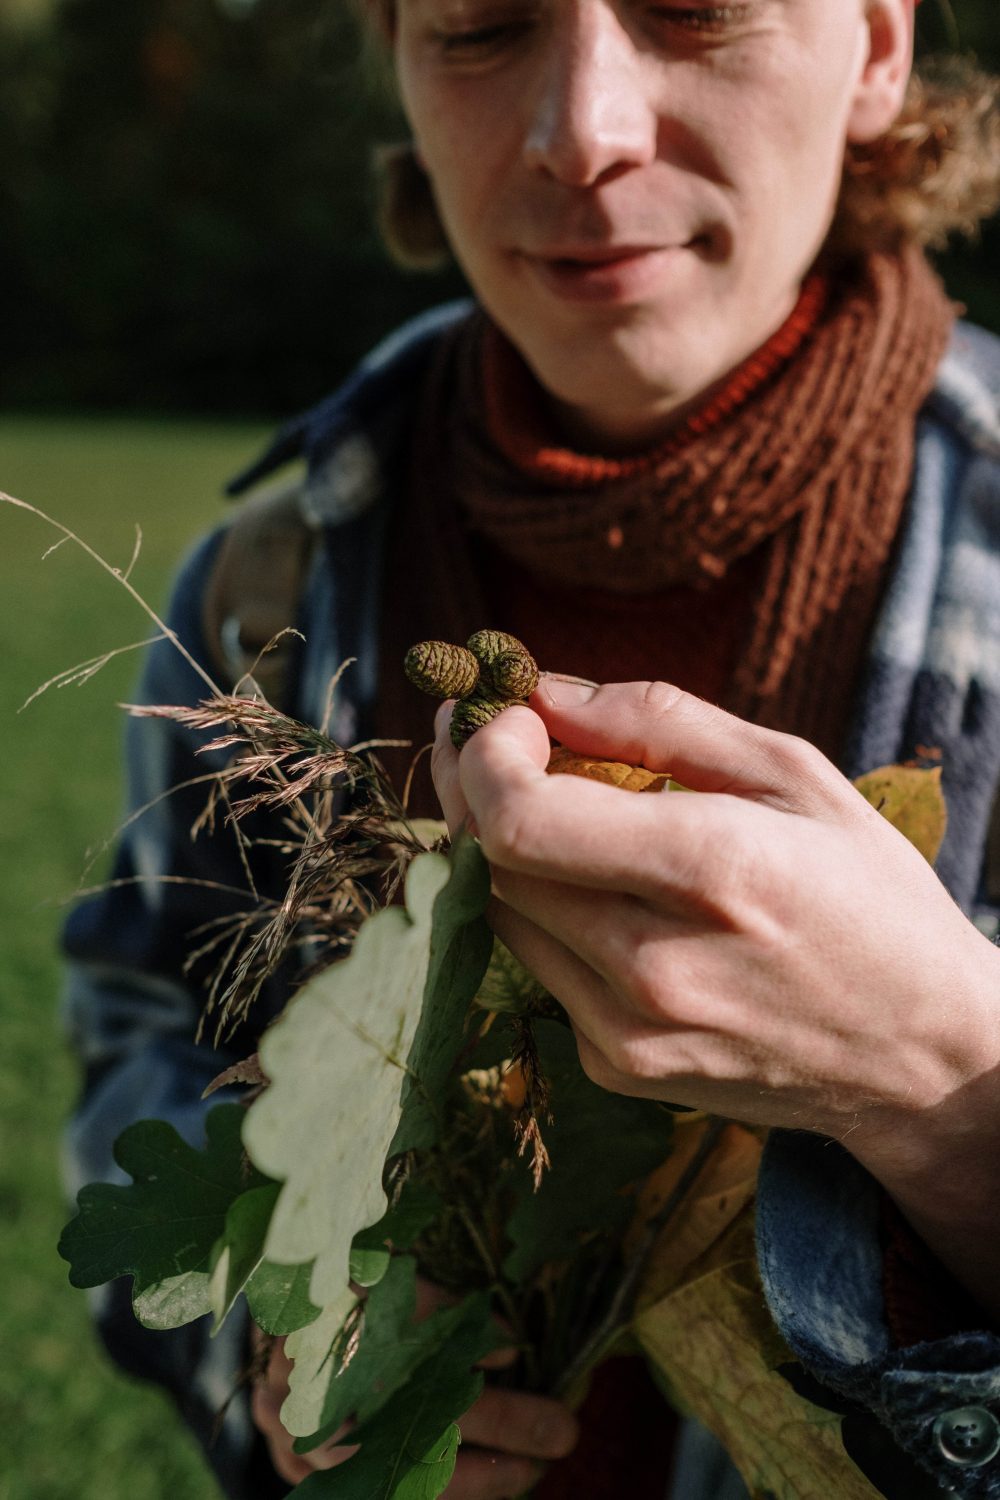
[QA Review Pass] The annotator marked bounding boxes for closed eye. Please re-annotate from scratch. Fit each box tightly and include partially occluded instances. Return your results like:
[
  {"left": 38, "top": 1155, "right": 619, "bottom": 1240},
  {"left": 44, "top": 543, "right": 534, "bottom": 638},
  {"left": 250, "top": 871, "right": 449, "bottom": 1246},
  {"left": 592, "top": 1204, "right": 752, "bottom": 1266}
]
[
  {"left": 434, "top": 20, "right": 532, "bottom": 57},
  {"left": 648, "top": 4, "right": 758, "bottom": 31}
]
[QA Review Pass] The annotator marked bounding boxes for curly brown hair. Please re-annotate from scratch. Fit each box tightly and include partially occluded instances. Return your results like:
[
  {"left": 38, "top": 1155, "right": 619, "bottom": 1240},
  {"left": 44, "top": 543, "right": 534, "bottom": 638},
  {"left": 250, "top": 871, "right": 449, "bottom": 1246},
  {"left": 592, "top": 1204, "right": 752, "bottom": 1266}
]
[
  {"left": 359, "top": 3, "right": 1000, "bottom": 272},
  {"left": 833, "top": 56, "right": 1000, "bottom": 256}
]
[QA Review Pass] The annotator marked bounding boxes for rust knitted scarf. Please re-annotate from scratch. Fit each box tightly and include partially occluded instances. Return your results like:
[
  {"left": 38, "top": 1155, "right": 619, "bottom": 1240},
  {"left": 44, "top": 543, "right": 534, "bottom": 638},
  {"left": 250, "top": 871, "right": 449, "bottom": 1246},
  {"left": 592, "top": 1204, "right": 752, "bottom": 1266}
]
[{"left": 380, "top": 249, "right": 953, "bottom": 767}]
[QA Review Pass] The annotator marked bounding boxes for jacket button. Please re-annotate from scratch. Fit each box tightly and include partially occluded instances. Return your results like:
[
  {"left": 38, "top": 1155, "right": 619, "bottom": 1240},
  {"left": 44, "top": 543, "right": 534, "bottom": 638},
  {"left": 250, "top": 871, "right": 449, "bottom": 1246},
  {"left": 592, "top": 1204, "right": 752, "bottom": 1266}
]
[{"left": 933, "top": 1407, "right": 1000, "bottom": 1467}]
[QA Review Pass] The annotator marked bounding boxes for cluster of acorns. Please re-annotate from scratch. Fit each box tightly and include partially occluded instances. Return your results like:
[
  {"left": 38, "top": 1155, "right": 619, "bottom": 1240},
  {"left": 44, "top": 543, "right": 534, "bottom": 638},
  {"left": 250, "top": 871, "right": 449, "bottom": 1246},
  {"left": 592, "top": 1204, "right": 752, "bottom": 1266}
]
[{"left": 404, "top": 630, "right": 540, "bottom": 747}]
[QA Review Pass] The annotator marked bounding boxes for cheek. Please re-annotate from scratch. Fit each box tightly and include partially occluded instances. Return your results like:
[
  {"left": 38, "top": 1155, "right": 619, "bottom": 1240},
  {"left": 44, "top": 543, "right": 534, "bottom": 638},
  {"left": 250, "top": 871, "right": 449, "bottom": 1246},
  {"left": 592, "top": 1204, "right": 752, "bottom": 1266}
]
[
  {"left": 403, "top": 105, "right": 506, "bottom": 260},
  {"left": 710, "top": 64, "right": 854, "bottom": 254}
]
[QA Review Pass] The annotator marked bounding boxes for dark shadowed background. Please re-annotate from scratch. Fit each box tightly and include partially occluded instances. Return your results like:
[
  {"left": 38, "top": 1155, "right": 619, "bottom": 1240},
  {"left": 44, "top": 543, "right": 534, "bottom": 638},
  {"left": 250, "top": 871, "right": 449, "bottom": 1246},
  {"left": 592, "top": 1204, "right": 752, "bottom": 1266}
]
[{"left": 1, "top": 0, "right": 997, "bottom": 418}]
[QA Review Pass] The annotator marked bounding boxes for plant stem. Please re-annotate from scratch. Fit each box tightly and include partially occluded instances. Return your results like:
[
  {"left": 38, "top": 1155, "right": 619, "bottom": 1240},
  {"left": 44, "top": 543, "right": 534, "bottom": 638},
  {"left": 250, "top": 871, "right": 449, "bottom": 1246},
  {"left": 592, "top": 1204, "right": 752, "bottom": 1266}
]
[
  {"left": 1, "top": 491, "right": 221, "bottom": 697},
  {"left": 553, "top": 1116, "right": 727, "bottom": 1398}
]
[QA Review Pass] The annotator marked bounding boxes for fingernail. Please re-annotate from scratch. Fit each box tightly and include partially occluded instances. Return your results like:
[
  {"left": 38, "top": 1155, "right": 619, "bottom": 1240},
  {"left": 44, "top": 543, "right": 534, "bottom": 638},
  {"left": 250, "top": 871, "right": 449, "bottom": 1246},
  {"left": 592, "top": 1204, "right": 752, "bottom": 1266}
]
[
  {"left": 434, "top": 700, "right": 455, "bottom": 736},
  {"left": 538, "top": 673, "right": 598, "bottom": 707}
]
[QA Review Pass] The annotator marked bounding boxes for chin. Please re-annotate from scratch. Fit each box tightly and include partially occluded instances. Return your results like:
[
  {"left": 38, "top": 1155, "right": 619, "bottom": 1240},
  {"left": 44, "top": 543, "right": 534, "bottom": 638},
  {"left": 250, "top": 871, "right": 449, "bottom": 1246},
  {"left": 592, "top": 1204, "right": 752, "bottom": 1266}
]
[{"left": 530, "top": 327, "right": 725, "bottom": 434}]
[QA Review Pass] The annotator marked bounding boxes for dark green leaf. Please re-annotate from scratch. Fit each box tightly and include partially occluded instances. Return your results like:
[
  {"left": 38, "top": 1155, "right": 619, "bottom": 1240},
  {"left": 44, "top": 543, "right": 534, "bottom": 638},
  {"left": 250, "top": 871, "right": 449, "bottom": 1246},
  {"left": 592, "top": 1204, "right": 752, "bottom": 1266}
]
[
  {"left": 294, "top": 1258, "right": 501, "bottom": 1454},
  {"left": 390, "top": 835, "right": 493, "bottom": 1156},
  {"left": 349, "top": 1181, "right": 442, "bottom": 1288},
  {"left": 503, "top": 1021, "right": 673, "bottom": 1283},
  {"left": 209, "top": 1182, "right": 280, "bottom": 1333},
  {"left": 246, "top": 1258, "right": 322, "bottom": 1337},
  {"left": 58, "top": 1105, "right": 266, "bottom": 1329},
  {"left": 295, "top": 1288, "right": 497, "bottom": 1500}
]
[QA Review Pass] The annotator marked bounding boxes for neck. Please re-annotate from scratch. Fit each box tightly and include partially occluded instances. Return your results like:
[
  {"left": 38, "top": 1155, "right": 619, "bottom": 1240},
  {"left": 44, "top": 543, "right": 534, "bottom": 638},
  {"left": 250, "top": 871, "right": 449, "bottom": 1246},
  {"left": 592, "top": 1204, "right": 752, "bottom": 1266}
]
[{"left": 503, "top": 275, "right": 830, "bottom": 461}]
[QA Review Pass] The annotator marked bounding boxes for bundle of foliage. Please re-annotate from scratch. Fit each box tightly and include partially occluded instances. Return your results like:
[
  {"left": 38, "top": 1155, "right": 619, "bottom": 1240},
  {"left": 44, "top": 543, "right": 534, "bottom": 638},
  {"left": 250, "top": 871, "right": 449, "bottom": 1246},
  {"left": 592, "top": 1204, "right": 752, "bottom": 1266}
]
[
  {"left": 8, "top": 483, "right": 944, "bottom": 1497},
  {"left": 54, "top": 687, "right": 949, "bottom": 1499},
  {"left": 54, "top": 675, "right": 695, "bottom": 1496}
]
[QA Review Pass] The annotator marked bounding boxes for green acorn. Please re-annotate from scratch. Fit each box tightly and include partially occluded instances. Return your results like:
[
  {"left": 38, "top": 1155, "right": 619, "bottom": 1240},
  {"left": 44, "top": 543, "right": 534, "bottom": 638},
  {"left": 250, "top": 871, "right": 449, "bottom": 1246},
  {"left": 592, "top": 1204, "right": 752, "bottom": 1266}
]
[
  {"left": 489, "top": 648, "right": 539, "bottom": 700},
  {"left": 466, "top": 629, "right": 524, "bottom": 667},
  {"left": 404, "top": 629, "right": 540, "bottom": 747},
  {"left": 449, "top": 686, "right": 506, "bottom": 748},
  {"left": 404, "top": 640, "right": 480, "bottom": 699}
]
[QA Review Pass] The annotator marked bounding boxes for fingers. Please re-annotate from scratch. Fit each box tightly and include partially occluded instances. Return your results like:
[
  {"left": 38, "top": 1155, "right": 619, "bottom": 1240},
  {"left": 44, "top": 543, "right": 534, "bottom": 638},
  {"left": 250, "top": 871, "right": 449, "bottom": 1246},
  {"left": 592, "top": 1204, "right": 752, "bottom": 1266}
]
[
  {"left": 446, "top": 1387, "right": 578, "bottom": 1497},
  {"left": 431, "top": 700, "right": 470, "bottom": 837},
  {"left": 531, "top": 675, "right": 846, "bottom": 813},
  {"left": 487, "top": 899, "right": 691, "bottom": 1099},
  {"left": 486, "top": 889, "right": 645, "bottom": 1026},
  {"left": 459, "top": 1387, "right": 578, "bottom": 1459},
  {"left": 454, "top": 705, "right": 741, "bottom": 901},
  {"left": 478, "top": 1341, "right": 521, "bottom": 1371},
  {"left": 446, "top": 1449, "right": 544, "bottom": 1499},
  {"left": 252, "top": 1333, "right": 358, "bottom": 1483}
]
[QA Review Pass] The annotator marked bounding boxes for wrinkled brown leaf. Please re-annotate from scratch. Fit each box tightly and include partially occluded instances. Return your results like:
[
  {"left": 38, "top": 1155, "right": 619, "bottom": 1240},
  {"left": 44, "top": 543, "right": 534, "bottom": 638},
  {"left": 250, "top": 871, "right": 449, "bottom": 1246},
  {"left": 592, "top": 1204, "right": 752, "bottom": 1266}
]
[
  {"left": 202, "top": 1053, "right": 269, "bottom": 1099},
  {"left": 633, "top": 1206, "right": 884, "bottom": 1500},
  {"left": 546, "top": 745, "right": 672, "bottom": 793},
  {"left": 626, "top": 1118, "right": 763, "bottom": 1311}
]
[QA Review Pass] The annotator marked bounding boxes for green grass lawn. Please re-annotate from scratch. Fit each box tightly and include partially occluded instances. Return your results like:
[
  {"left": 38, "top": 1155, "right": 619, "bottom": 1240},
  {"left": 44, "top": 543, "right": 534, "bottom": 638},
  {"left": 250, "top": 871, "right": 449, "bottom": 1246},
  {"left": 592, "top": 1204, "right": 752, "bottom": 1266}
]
[{"left": 0, "top": 414, "right": 270, "bottom": 1500}]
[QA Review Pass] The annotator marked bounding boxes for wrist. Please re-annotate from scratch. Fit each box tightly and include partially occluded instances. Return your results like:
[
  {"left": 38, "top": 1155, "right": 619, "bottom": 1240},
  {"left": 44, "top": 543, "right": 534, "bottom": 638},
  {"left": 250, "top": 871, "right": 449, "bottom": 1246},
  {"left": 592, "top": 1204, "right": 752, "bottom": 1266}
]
[{"left": 851, "top": 935, "right": 1000, "bottom": 1320}]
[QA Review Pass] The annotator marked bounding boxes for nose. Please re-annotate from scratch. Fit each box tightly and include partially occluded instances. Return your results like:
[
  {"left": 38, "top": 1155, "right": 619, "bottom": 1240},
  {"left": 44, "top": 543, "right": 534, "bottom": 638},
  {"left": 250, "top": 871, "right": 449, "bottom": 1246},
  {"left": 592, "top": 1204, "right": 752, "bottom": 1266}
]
[{"left": 523, "top": 0, "right": 657, "bottom": 187}]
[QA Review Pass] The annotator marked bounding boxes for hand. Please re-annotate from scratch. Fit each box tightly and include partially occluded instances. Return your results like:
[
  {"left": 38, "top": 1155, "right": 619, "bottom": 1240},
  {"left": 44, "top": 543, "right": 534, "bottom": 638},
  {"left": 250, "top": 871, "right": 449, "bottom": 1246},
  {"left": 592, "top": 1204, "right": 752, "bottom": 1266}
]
[
  {"left": 250, "top": 1326, "right": 357, "bottom": 1485},
  {"left": 431, "top": 677, "right": 1000, "bottom": 1310},
  {"left": 250, "top": 1281, "right": 578, "bottom": 1495}
]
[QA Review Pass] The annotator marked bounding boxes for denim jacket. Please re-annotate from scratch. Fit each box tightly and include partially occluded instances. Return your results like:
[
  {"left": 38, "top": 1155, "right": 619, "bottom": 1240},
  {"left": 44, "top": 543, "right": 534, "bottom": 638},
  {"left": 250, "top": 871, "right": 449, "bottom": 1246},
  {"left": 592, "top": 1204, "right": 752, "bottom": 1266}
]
[{"left": 63, "top": 303, "right": 1000, "bottom": 1500}]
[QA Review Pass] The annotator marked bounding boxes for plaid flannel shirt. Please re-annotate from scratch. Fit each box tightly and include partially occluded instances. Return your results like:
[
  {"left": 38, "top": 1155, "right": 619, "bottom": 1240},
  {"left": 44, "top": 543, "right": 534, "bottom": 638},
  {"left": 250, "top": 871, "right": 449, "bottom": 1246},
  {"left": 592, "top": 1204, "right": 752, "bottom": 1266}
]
[{"left": 62, "top": 304, "right": 1000, "bottom": 1500}]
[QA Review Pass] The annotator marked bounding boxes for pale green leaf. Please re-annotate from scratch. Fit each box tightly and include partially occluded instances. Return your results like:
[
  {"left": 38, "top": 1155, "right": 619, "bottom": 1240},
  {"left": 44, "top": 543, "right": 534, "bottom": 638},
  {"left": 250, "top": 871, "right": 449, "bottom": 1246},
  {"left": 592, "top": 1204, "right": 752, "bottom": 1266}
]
[
  {"left": 293, "top": 1259, "right": 502, "bottom": 1453},
  {"left": 243, "top": 853, "right": 447, "bottom": 1304},
  {"left": 133, "top": 1270, "right": 212, "bottom": 1329},
  {"left": 283, "top": 1285, "right": 361, "bottom": 1439},
  {"left": 243, "top": 840, "right": 490, "bottom": 1306},
  {"left": 294, "top": 1292, "right": 497, "bottom": 1500}
]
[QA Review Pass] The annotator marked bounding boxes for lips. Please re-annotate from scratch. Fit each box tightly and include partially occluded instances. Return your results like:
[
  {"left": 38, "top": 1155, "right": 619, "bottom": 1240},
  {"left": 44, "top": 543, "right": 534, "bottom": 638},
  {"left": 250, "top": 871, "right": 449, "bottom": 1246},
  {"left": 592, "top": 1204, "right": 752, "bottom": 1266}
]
[
  {"left": 518, "top": 242, "right": 696, "bottom": 305},
  {"left": 536, "top": 244, "right": 664, "bottom": 264}
]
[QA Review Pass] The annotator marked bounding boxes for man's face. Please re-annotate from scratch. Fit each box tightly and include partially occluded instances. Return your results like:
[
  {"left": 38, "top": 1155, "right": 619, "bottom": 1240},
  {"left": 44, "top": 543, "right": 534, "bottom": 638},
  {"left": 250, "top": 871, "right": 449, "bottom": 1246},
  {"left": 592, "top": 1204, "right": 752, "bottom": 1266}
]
[{"left": 395, "top": 0, "right": 907, "bottom": 447}]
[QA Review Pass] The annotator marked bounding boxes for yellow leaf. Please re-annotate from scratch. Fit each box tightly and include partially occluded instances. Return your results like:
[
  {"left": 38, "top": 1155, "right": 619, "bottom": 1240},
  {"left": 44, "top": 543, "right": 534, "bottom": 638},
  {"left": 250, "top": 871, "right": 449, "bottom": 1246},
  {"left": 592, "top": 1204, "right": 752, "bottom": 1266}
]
[
  {"left": 546, "top": 745, "right": 673, "bottom": 793},
  {"left": 852, "top": 763, "right": 947, "bottom": 864},
  {"left": 626, "top": 1118, "right": 763, "bottom": 1311},
  {"left": 633, "top": 1206, "right": 885, "bottom": 1500}
]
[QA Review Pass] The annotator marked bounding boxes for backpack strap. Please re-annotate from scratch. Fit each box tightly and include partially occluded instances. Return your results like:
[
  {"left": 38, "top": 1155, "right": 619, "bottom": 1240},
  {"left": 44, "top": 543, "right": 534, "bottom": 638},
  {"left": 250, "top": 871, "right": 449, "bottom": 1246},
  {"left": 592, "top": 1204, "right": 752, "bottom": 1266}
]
[{"left": 201, "top": 474, "right": 320, "bottom": 710}]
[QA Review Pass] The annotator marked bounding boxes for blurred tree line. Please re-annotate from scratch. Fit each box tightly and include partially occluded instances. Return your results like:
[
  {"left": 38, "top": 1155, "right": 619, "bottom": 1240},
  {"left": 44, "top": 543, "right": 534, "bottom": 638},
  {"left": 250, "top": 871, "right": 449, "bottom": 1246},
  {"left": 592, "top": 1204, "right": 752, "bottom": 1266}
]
[{"left": 0, "top": 0, "right": 997, "bottom": 416}]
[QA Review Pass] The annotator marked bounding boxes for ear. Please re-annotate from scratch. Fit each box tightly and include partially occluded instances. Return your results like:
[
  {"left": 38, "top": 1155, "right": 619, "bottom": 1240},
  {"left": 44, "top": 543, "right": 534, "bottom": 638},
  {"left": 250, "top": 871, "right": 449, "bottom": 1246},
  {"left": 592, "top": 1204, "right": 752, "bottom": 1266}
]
[{"left": 846, "top": 0, "right": 914, "bottom": 144}]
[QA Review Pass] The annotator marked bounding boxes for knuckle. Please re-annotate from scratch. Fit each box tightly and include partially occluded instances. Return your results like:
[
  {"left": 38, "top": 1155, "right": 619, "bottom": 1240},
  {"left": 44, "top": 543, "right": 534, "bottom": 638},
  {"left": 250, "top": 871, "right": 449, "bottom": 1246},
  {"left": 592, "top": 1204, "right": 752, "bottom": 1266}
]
[
  {"left": 638, "top": 678, "right": 687, "bottom": 722},
  {"left": 478, "top": 793, "right": 539, "bottom": 869},
  {"left": 575, "top": 1032, "right": 617, "bottom": 1089},
  {"left": 603, "top": 1030, "right": 656, "bottom": 1081},
  {"left": 623, "top": 951, "right": 669, "bottom": 1024},
  {"left": 767, "top": 731, "right": 830, "bottom": 790}
]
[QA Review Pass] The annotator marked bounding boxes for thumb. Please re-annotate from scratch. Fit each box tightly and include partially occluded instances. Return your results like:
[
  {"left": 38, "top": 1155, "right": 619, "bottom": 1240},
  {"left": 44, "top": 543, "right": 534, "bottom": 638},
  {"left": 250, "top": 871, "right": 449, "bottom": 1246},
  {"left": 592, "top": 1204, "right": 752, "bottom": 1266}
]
[{"left": 531, "top": 675, "right": 835, "bottom": 808}]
